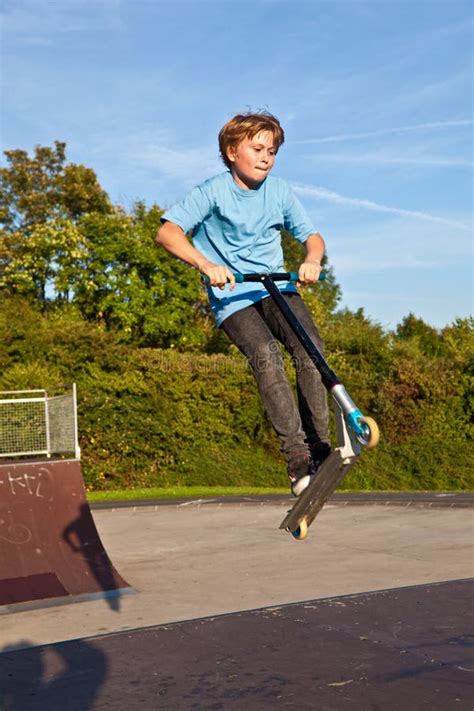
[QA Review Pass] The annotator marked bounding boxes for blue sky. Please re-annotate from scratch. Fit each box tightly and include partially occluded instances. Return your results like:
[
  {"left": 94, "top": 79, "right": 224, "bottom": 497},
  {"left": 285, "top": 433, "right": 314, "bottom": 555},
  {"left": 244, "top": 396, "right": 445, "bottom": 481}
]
[{"left": 1, "top": 0, "right": 472, "bottom": 330}]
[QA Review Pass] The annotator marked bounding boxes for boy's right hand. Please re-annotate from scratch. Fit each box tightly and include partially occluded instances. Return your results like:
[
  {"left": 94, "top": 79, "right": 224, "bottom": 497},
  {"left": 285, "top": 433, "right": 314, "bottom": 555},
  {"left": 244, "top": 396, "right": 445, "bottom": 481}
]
[{"left": 199, "top": 261, "right": 236, "bottom": 290}]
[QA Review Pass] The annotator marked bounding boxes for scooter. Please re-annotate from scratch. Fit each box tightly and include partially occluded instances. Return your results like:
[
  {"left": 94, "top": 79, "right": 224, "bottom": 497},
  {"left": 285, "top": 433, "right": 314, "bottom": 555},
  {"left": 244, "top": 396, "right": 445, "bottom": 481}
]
[{"left": 206, "top": 271, "right": 380, "bottom": 540}]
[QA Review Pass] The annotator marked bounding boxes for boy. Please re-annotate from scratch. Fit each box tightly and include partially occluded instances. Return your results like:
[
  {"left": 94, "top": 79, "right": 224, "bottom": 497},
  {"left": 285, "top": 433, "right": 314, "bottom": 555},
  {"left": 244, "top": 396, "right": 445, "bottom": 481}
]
[{"left": 157, "top": 111, "right": 331, "bottom": 496}]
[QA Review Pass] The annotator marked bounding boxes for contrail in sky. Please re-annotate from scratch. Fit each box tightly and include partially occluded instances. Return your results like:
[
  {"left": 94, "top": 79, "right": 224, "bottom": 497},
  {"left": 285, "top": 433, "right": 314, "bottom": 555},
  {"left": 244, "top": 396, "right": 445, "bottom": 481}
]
[
  {"left": 292, "top": 183, "right": 471, "bottom": 232},
  {"left": 292, "top": 119, "right": 472, "bottom": 145}
]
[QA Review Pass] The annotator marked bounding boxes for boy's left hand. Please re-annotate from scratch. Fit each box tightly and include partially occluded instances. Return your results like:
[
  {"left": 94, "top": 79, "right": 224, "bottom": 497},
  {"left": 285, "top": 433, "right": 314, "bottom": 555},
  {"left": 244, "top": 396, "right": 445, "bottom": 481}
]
[{"left": 298, "top": 260, "right": 322, "bottom": 285}]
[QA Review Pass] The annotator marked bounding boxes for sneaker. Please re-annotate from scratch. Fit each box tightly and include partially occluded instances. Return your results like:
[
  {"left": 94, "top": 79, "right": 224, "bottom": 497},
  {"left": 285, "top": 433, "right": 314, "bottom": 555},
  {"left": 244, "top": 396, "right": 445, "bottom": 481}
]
[
  {"left": 288, "top": 453, "right": 315, "bottom": 497},
  {"left": 309, "top": 442, "right": 331, "bottom": 471}
]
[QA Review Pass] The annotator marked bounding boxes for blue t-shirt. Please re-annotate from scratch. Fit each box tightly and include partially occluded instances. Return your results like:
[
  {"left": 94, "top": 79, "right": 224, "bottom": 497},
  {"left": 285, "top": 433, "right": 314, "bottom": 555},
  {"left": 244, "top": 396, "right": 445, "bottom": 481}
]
[{"left": 161, "top": 171, "right": 315, "bottom": 326}]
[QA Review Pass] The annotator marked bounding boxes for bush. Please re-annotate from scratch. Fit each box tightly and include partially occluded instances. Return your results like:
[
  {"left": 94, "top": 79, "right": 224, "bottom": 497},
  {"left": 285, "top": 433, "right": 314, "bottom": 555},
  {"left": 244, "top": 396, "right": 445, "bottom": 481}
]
[{"left": 0, "top": 296, "right": 472, "bottom": 491}]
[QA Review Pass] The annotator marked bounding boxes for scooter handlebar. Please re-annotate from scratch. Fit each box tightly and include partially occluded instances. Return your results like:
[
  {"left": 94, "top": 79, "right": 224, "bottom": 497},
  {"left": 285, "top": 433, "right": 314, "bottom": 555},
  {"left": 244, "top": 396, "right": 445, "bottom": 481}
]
[{"left": 203, "top": 271, "right": 326, "bottom": 286}]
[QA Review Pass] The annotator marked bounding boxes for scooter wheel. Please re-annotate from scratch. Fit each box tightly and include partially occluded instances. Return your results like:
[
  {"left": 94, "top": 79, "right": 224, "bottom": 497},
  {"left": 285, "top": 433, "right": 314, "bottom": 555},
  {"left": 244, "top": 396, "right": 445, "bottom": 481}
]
[
  {"left": 291, "top": 518, "right": 308, "bottom": 540},
  {"left": 358, "top": 416, "right": 380, "bottom": 448}
]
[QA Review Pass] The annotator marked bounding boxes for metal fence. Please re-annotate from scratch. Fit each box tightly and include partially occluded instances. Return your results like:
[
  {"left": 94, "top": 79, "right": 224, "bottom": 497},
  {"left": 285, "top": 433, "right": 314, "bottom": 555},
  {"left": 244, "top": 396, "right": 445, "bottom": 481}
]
[{"left": 0, "top": 384, "right": 80, "bottom": 459}]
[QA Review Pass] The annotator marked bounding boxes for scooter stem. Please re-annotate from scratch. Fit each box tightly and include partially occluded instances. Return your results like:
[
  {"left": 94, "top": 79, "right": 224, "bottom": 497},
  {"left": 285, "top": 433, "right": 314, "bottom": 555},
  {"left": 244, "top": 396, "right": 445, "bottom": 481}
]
[{"left": 260, "top": 275, "right": 340, "bottom": 392}]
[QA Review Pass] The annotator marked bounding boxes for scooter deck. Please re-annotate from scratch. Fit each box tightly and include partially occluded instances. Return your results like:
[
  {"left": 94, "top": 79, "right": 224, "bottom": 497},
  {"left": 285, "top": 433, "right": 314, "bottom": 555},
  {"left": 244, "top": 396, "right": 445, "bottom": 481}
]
[{"left": 280, "top": 449, "right": 358, "bottom": 534}]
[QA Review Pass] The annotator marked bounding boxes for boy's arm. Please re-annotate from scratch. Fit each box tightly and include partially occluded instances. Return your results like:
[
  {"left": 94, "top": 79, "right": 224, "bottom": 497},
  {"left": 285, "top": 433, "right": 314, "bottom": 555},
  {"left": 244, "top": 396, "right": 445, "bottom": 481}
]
[
  {"left": 298, "top": 232, "right": 326, "bottom": 284},
  {"left": 157, "top": 221, "right": 235, "bottom": 290}
]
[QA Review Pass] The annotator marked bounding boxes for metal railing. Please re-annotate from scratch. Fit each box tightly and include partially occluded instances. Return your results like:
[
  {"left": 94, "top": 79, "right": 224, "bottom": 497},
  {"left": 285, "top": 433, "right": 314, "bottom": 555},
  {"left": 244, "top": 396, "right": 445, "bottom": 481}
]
[{"left": 0, "top": 384, "right": 80, "bottom": 459}]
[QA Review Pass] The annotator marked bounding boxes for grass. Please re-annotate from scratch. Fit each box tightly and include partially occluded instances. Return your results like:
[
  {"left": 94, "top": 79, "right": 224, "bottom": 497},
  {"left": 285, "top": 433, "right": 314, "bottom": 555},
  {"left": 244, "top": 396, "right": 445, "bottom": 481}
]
[
  {"left": 86, "top": 485, "right": 289, "bottom": 502},
  {"left": 86, "top": 484, "right": 469, "bottom": 503}
]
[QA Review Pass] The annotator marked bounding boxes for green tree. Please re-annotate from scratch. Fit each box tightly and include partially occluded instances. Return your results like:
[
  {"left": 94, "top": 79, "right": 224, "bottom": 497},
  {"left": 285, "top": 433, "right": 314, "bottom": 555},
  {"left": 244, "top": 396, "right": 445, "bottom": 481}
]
[
  {"left": 0, "top": 219, "right": 88, "bottom": 301},
  {"left": 73, "top": 203, "right": 212, "bottom": 348},
  {"left": 0, "top": 142, "right": 111, "bottom": 231},
  {"left": 395, "top": 313, "right": 441, "bottom": 356},
  {"left": 0, "top": 143, "right": 215, "bottom": 347},
  {"left": 440, "top": 317, "right": 474, "bottom": 363},
  {"left": 281, "top": 230, "right": 341, "bottom": 314},
  {"left": 0, "top": 142, "right": 112, "bottom": 302}
]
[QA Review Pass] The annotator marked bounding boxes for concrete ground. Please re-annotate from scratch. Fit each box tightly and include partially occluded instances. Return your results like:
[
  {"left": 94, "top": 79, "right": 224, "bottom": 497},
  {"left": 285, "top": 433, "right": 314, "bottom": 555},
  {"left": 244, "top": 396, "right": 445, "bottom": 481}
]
[{"left": 2, "top": 498, "right": 473, "bottom": 651}]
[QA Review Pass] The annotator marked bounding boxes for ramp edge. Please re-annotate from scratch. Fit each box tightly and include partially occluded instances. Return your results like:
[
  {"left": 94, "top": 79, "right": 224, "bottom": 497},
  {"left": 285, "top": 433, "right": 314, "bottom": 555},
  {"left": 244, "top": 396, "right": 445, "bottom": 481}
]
[{"left": 0, "top": 585, "right": 136, "bottom": 615}]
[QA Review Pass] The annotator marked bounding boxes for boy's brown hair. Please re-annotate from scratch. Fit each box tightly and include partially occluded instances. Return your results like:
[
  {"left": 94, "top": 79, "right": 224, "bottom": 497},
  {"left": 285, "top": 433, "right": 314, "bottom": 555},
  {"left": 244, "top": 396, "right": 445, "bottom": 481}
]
[{"left": 218, "top": 111, "right": 285, "bottom": 169}]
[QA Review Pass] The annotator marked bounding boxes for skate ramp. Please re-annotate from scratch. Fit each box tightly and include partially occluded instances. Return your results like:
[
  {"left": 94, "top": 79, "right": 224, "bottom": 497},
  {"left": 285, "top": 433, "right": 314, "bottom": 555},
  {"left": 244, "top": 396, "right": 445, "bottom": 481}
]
[{"left": 0, "top": 459, "right": 133, "bottom": 613}]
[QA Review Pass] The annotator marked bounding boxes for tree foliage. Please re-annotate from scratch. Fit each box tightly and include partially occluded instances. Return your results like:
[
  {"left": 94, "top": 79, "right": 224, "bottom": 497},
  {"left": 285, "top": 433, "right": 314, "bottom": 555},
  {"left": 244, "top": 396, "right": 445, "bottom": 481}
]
[
  {"left": 281, "top": 229, "right": 341, "bottom": 317},
  {"left": 0, "top": 141, "right": 111, "bottom": 231},
  {"left": 73, "top": 204, "right": 212, "bottom": 348},
  {"left": 0, "top": 142, "right": 111, "bottom": 303},
  {"left": 0, "top": 218, "right": 88, "bottom": 301},
  {"left": 0, "top": 143, "right": 215, "bottom": 346}
]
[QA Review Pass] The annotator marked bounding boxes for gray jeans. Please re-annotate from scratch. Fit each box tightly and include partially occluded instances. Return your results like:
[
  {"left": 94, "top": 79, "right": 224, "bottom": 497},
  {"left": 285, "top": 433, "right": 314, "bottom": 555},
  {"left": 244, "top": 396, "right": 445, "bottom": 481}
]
[{"left": 221, "top": 293, "right": 330, "bottom": 460}]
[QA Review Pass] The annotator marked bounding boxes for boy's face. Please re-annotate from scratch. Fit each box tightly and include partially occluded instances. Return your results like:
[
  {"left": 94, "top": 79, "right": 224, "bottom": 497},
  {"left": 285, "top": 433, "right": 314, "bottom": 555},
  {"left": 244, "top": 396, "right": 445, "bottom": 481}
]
[{"left": 227, "top": 130, "right": 277, "bottom": 189}]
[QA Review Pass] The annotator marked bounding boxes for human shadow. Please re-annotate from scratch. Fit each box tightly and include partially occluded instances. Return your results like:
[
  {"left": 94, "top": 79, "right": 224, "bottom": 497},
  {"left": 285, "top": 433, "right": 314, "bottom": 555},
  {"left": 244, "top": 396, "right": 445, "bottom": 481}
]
[
  {"left": 0, "top": 639, "right": 107, "bottom": 711},
  {"left": 62, "top": 503, "right": 131, "bottom": 612}
]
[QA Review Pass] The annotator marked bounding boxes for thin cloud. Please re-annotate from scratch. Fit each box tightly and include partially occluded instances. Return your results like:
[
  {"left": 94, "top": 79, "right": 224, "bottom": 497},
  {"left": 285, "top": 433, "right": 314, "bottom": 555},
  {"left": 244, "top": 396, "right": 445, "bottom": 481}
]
[
  {"left": 135, "top": 144, "right": 222, "bottom": 187},
  {"left": 335, "top": 255, "right": 445, "bottom": 273},
  {"left": 313, "top": 154, "right": 473, "bottom": 169},
  {"left": 292, "top": 119, "right": 473, "bottom": 145},
  {"left": 292, "top": 183, "right": 471, "bottom": 232}
]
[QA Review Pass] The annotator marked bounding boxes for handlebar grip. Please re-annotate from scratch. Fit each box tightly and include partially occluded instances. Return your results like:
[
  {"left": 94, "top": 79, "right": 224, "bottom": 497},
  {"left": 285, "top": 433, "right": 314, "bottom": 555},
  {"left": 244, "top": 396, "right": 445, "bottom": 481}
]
[{"left": 202, "top": 271, "right": 326, "bottom": 285}]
